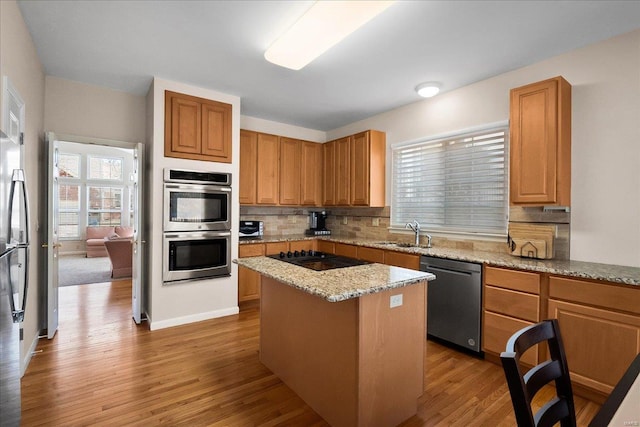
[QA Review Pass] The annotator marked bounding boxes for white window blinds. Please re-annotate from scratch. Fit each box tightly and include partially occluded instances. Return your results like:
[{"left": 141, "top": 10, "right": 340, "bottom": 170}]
[{"left": 391, "top": 126, "right": 508, "bottom": 236}]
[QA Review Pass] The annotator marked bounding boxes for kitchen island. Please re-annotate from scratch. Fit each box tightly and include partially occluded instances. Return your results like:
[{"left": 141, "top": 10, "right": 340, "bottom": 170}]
[{"left": 235, "top": 256, "right": 434, "bottom": 427}]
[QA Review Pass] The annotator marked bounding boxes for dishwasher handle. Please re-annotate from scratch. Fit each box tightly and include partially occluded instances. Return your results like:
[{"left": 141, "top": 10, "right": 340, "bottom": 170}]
[{"left": 423, "top": 265, "right": 474, "bottom": 277}]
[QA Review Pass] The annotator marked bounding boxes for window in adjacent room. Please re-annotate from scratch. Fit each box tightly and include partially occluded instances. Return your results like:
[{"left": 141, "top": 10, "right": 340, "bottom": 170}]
[
  {"left": 391, "top": 124, "right": 508, "bottom": 237},
  {"left": 87, "top": 186, "right": 123, "bottom": 226}
]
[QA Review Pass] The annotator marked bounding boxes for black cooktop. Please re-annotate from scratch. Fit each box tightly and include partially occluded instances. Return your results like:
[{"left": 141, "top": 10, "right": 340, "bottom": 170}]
[{"left": 268, "top": 250, "right": 369, "bottom": 271}]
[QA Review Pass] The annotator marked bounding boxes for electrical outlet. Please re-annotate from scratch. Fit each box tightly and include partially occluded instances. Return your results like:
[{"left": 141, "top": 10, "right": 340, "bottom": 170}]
[
  {"left": 390, "top": 294, "right": 403, "bottom": 308},
  {"left": 342, "top": 216, "right": 348, "bottom": 225},
  {"left": 372, "top": 218, "right": 380, "bottom": 226}
]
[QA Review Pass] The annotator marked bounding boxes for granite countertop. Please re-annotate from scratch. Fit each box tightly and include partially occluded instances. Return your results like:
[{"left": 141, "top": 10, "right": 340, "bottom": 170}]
[
  {"left": 239, "top": 234, "right": 640, "bottom": 286},
  {"left": 234, "top": 256, "right": 434, "bottom": 302}
]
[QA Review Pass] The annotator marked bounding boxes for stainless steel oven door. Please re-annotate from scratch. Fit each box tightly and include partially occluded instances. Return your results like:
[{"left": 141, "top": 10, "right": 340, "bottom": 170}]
[
  {"left": 163, "top": 183, "right": 231, "bottom": 231},
  {"left": 162, "top": 231, "right": 231, "bottom": 283}
]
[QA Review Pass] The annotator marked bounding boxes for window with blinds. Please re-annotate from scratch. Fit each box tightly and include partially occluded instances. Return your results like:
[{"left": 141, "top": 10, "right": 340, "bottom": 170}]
[{"left": 391, "top": 126, "right": 508, "bottom": 236}]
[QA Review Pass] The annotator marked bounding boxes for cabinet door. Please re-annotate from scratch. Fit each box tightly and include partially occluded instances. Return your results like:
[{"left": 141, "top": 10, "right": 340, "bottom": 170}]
[
  {"left": 335, "top": 136, "right": 351, "bottom": 206},
  {"left": 238, "top": 266, "right": 260, "bottom": 302},
  {"left": 279, "top": 137, "right": 301, "bottom": 205},
  {"left": 239, "top": 130, "right": 258, "bottom": 205},
  {"left": 165, "top": 91, "right": 201, "bottom": 156},
  {"left": 301, "top": 141, "right": 322, "bottom": 206},
  {"left": 548, "top": 299, "right": 640, "bottom": 395},
  {"left": 256, "top": 133, "right": 280, "bottom": 205},
  {"left": 201, "top": 100, "right": 232, "bottom": 163},
  {"left": 322, "top": 141, "right": 336, "bottom": 206},
  {"left": 510, "top": 77, "right": 570, "bottom": 206},
  {"left": 350, "top": 132, "right": 370, "bottom": 206}
]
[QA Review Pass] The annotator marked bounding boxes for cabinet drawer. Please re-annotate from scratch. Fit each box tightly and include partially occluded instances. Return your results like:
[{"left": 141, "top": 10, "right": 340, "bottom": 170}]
[
  {"left": 265, "top": 242, "right": 288, "bottom": 255},
  {"left": 316, "top": 240, "right": 335, "bottom": 254},
  {"left": 484, "top": 285, "right": 539, "bottom": 322},
  {"left": 484, "top": 266, "right": 540, "bottom": 294},
  {"left": 357, "top": 246, "right": 384, "bottom": 263},
  {"left": 335, "top": 243, "right": 357, "bottom": 258},
  {"left": 549, "top": 276, "right": 640, "bottom": 315},
  {"left": 384, "top": 251, "right": 420, "bottom": 270},
  {"left": 239, "top": 244, "right": 265, "bottom": 258},
  {"left": 483, "top": 311, "right": 538, "bottom": 366}
]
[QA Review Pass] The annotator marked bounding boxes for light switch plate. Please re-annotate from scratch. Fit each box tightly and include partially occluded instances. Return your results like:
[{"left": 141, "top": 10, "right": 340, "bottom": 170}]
[{"left": 390, "top": 294, "right": 403, "bottom": 308}]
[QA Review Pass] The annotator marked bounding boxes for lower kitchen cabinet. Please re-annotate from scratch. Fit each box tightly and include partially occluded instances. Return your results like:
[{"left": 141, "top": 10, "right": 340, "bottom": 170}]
[
  {"left": 238, "top": 243, "right": 265, "bottom": 302},
  {"left": 238, "top": 240, "right": 316, "bottom": 303},
  {"left": 547, "top": 276, "right": 640, "bottom": 398},
  {"left": 482, "top": 266, "right": 541, "bottom": 365}
]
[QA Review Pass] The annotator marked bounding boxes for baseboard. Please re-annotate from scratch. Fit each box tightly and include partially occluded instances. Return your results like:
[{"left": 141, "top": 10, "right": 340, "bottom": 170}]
[
  {"left": 21, "top": 332, "right": 40, "bottom": 377},
  {"left": 149, "top": 306, "right": 240, "bottom": 331}
]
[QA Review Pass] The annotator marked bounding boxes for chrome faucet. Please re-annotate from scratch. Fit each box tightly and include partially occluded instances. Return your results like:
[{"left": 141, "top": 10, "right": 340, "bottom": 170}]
[
  {"left": 405, "top": 220, "right": 432, "bottom": 248},
  {"left": 405, "top": 220, "right": 421, "bottom": 246}
]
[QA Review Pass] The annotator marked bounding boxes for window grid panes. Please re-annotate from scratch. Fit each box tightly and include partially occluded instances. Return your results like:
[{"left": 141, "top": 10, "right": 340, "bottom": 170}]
[
  {"left": 58, "top": 184, "right": 81, "bottom": 238},
  {"left": 391, "top": 126, "right": 508, "bottom": 236},
  {"left": 88, "top": 156, "right": 123, "bottom": 181},
  {"left": 87, "top": 186, "right": 122, "bottom": 226},
  {"left": 58, "top": 153, "right": 80, "bottom": 178}
]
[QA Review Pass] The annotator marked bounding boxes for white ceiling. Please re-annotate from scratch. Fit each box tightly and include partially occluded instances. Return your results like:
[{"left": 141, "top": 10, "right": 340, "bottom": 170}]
[{"left": 17, "top": 0, "right": 640, "bottom": 131}]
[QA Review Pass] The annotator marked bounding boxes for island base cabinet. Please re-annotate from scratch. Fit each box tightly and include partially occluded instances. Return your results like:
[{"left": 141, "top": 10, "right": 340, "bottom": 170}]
[
  {"left": 260, "top": 276, "right": 426, "bottom": 427},
  {"left": 548, "top": 299, "right": 640, "bottom": 397}
]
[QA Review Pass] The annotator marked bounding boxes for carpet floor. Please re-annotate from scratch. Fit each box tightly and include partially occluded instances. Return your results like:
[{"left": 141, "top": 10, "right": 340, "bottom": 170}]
[{"left": 58, "top": 254, "right": 116, "bottom": 286}]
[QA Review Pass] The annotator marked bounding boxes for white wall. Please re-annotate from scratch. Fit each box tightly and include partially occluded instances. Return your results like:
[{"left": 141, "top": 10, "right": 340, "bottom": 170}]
[
  {"left": 328, "top": 29, "right": 640, "bottom": 268},
  {"left": 45, "top": 76, "right": 146, "bottom": 143},
  {"left": 0, "top": 0, "right": 46, "bottom": 372},
  {"left": 147, "top": 77, "right": 241, "bottom": 330}
]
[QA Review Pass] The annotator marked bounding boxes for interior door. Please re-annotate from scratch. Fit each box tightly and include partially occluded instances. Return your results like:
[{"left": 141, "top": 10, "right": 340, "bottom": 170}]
[
  {"left": 45, "top": 132, "right": 60, "bottom": 339},
  {"left": 131, "top": 143, "right": 143, "bottom": 324}
]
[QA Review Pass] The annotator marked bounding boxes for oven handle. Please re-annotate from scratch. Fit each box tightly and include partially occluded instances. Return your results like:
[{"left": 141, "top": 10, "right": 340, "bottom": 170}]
[
  {"left": 164, "top": 183, "right": 231, "bottom": 192},
  {"left": 164, "top": 231, "right": 231, "bottom": 239}
]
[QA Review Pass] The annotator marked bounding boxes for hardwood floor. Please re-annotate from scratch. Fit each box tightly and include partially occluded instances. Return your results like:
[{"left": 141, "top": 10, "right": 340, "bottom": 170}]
[{"left": 21, "top": 280, "right": 601, "bottom": 426}]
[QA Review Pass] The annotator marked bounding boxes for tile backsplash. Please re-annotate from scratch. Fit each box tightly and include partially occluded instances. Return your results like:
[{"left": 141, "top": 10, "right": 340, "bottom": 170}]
[{"left": 240, "top": 205, "right": 571, "bottom": 259}]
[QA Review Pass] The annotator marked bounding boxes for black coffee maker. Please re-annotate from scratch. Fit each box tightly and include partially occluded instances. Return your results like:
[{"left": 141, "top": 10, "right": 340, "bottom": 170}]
[{"left": 306, "top": 211, "right": 330, "bottom": 236}]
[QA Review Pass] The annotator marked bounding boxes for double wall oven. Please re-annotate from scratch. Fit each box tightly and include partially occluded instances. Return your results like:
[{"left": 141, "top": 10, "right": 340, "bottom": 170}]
[{"left": 163, "top": 169, "right": 231, "bottom": 283}]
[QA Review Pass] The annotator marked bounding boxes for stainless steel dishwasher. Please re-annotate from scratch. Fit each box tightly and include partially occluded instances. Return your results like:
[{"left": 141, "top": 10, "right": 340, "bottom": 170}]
[{"left": 420, "top": 256, "right": 482, "bottom": 353}]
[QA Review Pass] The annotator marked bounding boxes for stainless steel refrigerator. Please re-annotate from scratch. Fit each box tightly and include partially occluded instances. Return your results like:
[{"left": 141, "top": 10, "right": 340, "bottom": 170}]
[{"left": 0, "top": 129, "right": 30, "bottom": 427}]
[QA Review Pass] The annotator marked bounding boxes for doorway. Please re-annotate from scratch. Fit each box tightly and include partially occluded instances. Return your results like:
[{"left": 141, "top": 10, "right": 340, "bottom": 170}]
[{"left": 43, "top": 133, "right": 145, "bottom": 339}]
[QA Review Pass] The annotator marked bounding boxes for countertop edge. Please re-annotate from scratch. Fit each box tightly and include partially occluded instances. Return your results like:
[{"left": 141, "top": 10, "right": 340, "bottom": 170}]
[{"left": 238, "top": 235, "right": 640, "bottom": 286}]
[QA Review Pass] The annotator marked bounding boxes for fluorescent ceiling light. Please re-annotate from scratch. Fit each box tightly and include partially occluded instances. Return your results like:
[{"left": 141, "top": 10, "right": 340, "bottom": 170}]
[
  {"left": 264, "top": 1, "right": 395, "bottom": 70},
  {"left": 416, "top": 82, "right": 441, "bottom": 98}
]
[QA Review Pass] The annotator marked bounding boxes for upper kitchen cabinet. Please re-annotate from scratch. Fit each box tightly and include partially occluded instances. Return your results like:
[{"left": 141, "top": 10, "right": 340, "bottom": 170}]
[
  {"left": 351, "top": 130, "right": 385, "bottom": 207},
  {"left": 239, "top": 129, "right": 279, "bottom": 205},
  {"left": 300, "top": 141, "right": 323, "bottom": 206},
  {"left": 164, "top": 90, "right": 232, "bottom": 163},
  {"left": 239, "top": 130, "right": 258, "bottom": 204},
  {"left": 256, "top": 133, "right": 280, "bottom": 205},
  {"left": 279, "top": 137, "right": 302, "bottom": 205},
  {"left": 322, "top": 140, "right": 336, "bottom": 206},
  {"left": 325, "top": 130, "right": 385, "bottom": 207},
  {"left": 509, "top": 77, "right": 571, "bottom": 206},
  {"left": 335, "top": 136, "right": 351, "bottom": 206}
]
